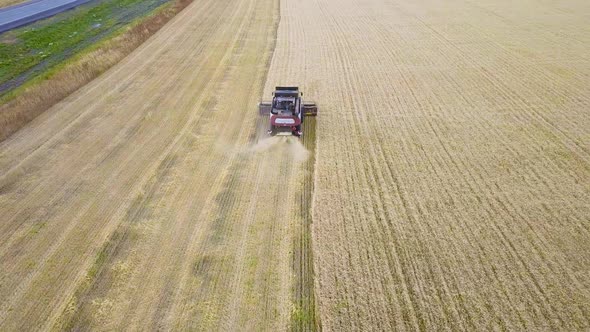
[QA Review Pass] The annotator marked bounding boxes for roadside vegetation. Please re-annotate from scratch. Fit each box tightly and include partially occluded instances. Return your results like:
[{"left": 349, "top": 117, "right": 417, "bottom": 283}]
[
  {"left": 0, "top": 0, "right": 25, "bottom": 8},
  {"left": 0, "top": 0, "right": 192, "bottom": 141},
  {"left": 0, "top": 0, "right": 294, "bottom": 328}
]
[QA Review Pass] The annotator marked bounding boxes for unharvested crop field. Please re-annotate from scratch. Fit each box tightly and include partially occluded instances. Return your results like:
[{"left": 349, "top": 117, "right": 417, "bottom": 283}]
[
  {"left": 1, "top": 0, "right": 589, "bottom": 330},
  {"left": 263, "top": 0, "right": 590, "bottom": 330}
]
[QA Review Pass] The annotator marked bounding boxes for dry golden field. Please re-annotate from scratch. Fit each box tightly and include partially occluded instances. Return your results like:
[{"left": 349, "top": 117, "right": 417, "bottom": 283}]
[
  {"left": 1, "top": 0, "right": 589, "bottom": 331},
  {"left": 263, "top": 0, "right": 590, "bottom": 330},
  {"left": 0, "top": 0, "right": 309, "bottom": 330}
]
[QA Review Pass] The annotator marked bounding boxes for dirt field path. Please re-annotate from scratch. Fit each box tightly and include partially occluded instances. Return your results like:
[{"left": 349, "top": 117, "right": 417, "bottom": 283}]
[
  {"left": 264, "top": 0, "right": 590, "bottom": 330},
  {"left": 0, "top": 0, "right": 313, "bottom": 329}
]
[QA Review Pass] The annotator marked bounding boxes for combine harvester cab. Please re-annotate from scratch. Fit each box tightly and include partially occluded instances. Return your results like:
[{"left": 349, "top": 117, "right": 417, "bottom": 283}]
[{"left": 259, "top": 86, "right": 317, "bottom": 137}]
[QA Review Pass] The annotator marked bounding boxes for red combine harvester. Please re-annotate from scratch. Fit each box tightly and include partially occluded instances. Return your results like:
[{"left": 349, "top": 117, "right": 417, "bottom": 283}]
[{"left": 258, "top": 86, "right": 317, "bottom": 136}]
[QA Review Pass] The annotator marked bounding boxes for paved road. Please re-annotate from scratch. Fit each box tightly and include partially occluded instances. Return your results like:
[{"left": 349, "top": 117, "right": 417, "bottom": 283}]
[{"left": 0, "top": 0, "right": 92, "bottom": 33}]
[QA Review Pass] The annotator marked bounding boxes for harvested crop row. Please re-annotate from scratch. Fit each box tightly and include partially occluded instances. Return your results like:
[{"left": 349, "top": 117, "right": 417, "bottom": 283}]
[
  {"left": 0, "top": 0, "right": 310, "bottom": 329},
  {"left": 265, "top": 0, "right": 590, "bottom": 330}
]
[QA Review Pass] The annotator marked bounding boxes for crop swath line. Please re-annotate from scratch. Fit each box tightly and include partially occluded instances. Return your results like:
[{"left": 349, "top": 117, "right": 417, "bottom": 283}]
[{"left": 291, "top": 117, "right": 319, "bottom": 331}]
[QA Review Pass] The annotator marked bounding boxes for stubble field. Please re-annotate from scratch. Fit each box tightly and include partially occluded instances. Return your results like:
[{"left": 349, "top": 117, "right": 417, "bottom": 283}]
[
  {"left": 0, "top": 0, "right": 311, "bottom": 330},
  {"left": 0, "top": 0, "right": 589, "bottom": 331}
]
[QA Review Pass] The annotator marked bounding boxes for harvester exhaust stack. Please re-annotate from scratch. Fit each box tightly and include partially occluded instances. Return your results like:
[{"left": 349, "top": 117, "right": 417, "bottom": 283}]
[{"left": 258, "top": 86, "right": 317, "bottom": 137}]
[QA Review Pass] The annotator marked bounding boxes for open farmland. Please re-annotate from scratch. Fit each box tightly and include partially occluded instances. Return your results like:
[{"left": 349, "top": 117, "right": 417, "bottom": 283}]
[
  {"left": 0, "top": 0, "right": 589, "bottom": 330},
  {"left": 263, "top": 0, "right": 590, "bottom": 330},
  {"left": 0, "top": 0, "right": 313, "bottom": 329}
]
